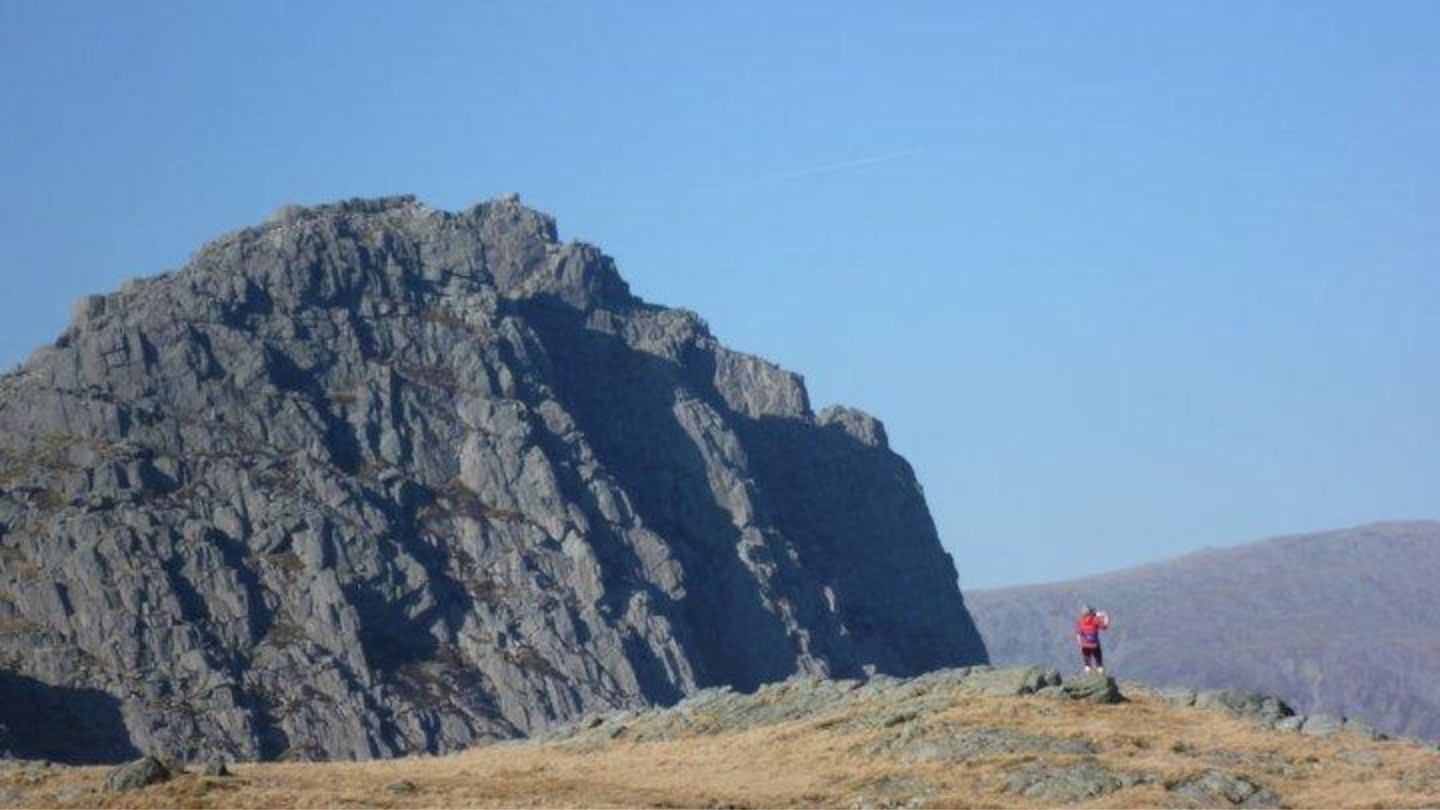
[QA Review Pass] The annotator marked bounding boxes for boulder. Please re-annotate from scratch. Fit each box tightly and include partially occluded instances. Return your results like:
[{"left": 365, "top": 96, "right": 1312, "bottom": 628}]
[
  {"left": 1193, "top": 690, "right": 1294, "bottom": 726},
  {"left": 202, "top": 757, "right": 231, "bottom": 777},
  {"left": 1289, "top": 712, "right": 1384, "bottom": 740},
  {"left": 1060, "top": 674, "right": 1123, "bottom": 704},
  {"left": 104, "top": 756, "right": 171, "bottom": 791},
  {"left": 1343, "top": 717, "right": 1385, "bottom": 741},
  {"left": 1300, "top": 713, "right": 1346, "bottom": 736},
  {"left": 1272, "top": 715, "right": 1305, "bottom": 733}
]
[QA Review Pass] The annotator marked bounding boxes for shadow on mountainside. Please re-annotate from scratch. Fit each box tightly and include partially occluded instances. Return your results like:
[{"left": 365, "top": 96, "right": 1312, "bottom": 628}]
[
  {"left": 0, "top": 671, "right": 140, "bottom": 764},
  {"left": 513, "top": 296, "right": 987, "bottom": 690},
  {"left": 734, "top": 412, "right": 989, "bottom": 673},
  {"left": 513, "top": 297, "right": 801, "bottom": 692}
]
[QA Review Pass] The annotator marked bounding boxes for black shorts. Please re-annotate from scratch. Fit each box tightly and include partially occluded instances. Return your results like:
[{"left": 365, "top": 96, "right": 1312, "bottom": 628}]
[{"left": 1081, "top": 647, "right": 1103, "bottom": 667}]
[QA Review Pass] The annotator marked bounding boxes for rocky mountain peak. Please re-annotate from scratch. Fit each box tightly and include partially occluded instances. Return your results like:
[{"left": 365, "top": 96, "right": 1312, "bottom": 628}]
[
  {"left": 58, "top": 194, "right": 622, "bottom": 359},
  {"left": 0, "top": 195, "right": 985, "bottom": 763}
]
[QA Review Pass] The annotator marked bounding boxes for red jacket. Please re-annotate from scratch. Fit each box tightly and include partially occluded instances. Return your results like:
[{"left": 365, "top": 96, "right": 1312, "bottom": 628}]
[{"left": 1076, "top": 614, "right": 1106, "bottom": 649}]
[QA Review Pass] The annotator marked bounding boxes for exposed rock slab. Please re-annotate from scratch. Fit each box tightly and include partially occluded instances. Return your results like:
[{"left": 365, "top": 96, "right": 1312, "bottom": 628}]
[
  {"left": 887, "top": 728, "right": 1095, "bottom": 763},
  {"left": 960, "top": 666, "right": 1060, "bottom": 697},
  {"left": 1003, "top": 760, "right": 1149, "bottom": 803},
  {"left": 1060, "top": 674, "right": 1123, "bottom": 703},
  {"left": 1168, "top": 770, "right": 1280, "bottom": 808},
  {"left": 1193, "top": 690, "right": 1294, "bottom": 727},
  {"left": 104, "top": 757, "right": 170, "bottom": 792}
]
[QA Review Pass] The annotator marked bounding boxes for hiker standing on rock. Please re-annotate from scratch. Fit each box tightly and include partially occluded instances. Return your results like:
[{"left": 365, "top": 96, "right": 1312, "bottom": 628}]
[{"left": 1076, "top": 604, "right": 1110, "bottom": 675}]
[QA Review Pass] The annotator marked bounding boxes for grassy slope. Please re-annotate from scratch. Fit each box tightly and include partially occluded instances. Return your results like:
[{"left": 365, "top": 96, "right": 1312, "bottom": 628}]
[{"left": 2, "top": 675, "right": 1437, "bottom": 809}]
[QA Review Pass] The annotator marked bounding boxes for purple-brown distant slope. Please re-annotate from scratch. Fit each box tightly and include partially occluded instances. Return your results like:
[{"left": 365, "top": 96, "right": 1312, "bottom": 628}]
[{"left": 966, "top": 521, "right": 1440, "bottom": 740}]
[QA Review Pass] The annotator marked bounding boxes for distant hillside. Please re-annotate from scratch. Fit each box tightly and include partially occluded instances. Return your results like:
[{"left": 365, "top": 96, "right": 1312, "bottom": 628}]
[{"left": 965, "top": 522, "right": 1440, "bottom": 740}]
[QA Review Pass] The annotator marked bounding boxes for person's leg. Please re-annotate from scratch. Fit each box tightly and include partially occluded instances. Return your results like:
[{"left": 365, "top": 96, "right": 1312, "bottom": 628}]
[
  {"left": 1093, "top": 646, "right": 1105, "bottom": 675},
  {"left": 1081, "top": 647, "right": 1097, "bottom": 672}
]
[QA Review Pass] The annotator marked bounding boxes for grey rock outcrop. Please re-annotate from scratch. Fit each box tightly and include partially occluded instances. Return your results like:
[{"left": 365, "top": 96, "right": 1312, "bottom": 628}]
[
  {"left": 1299, "top": 713, "right": 1345, "bottom": 736},
  {"left": 1168, "top": 770, "right": 1280, "bottom": 808},
  {"left": 959, "top": 666, "right": 1060, "bottom": 697},
  {"left": 1003, "top": 761, "right": 1148, "bottom": 803},
  {"left": 201, "top": 757, "right": 230, "bottom": 777},
  {"left": 538, "top": 666, "right": 1094, "bottom": 751},
  {"left": 1272, "top": 716, "right": 1305, "bottom": 733},
  {"left": 1341, "top": 716, "right": 1384, "bottom": 740},
  {"left": 888, "top": 728, "right": 1095, "bottom": 763},
  {"left": 1192, "top": 690, "right": 1294, "bottom": 727},
  {"left": 0, "top": 195, "right": 986, "bottom": 762},
  {"left": 104, "top": 756, "right": 170, "bottom": 791},
  {"left": 1059, "top": 674, "right": 1122, "bottom": 704},
  {"left": 1151, "top": 685, "right": 1398, "bottom": 743}
]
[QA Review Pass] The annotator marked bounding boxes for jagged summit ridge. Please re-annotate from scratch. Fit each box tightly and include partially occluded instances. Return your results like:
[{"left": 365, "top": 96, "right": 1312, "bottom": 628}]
[
  {"left": 0, "top": 195, "right": 986, "bottom": 763},
  {"left": 60, "top": 194, "right": 625, "bottom": 349}
]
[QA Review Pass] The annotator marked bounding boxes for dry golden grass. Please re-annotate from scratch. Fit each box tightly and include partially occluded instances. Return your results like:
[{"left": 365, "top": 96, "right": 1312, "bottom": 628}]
[{"left": 3, "top": 688, "right": 1437, "bottom": 809}]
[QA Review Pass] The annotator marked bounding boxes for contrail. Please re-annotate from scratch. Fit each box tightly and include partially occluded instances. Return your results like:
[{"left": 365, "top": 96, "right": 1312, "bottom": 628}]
[{"left": 694, "top": 148, "right": 925, "bottom": 193}]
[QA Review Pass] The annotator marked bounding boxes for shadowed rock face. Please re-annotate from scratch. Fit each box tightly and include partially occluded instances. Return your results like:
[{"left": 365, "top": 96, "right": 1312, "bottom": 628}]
[
  {"left": 0, "top": 195, "right": 986, "bottom": 762},
  {"left": 965, "top": 521, "right": 1440, "bottom": 740},
  {"left": 0, "top": 671, "right": 139, "bottom": 763}
]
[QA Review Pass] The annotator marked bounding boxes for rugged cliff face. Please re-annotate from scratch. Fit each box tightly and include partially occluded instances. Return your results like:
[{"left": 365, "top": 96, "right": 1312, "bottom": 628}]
[
  {"left": 965, "top": 522, "right": 1440, "bottom": 741},
  {"left": 0, "top": 195, "right": 986, "bottom": 763}
]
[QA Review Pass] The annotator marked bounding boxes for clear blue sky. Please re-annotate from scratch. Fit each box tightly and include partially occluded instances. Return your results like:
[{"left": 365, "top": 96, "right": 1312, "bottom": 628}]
[{"left": 2, "top": 1, "right": 1436, "bottom": 587}]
